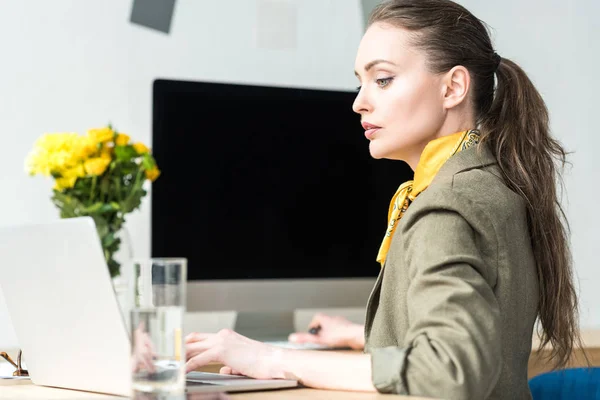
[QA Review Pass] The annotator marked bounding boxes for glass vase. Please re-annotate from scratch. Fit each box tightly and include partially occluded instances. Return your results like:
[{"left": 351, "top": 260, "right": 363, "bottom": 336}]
[{"left": 111, "top": 226, "right": 134, "bottom": 332}]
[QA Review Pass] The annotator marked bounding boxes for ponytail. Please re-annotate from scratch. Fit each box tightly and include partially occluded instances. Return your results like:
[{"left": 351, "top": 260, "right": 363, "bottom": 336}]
[{"left": 480, "top": 58, "right": 582, "bottom": 367}]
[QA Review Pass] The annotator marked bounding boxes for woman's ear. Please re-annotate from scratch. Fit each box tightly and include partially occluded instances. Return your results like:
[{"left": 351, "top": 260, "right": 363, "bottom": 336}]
[{"left": 442, "top": 66, "right": 471, "bottom": 110}]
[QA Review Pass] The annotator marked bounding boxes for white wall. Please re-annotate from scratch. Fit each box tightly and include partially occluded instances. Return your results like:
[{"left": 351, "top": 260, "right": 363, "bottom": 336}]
[
  {"left": 0, "top": 0, "right": 364, "bottom": 346},
  {"left": 458, "top": 0, "right": 600, "bottom": 328},
  {"left": 0, "top": 0, "right": 363, "bottom": 256},
  {"left": 0, "top": 0, "right": 598, "bottom": 347}
]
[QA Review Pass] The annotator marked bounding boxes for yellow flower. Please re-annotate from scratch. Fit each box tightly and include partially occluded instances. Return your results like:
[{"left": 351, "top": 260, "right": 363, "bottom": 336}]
[
  {"left": 101, "top": 145, "right": 114, "bottom": 159},
  {"left": 25, "top": 133, "right": 89, "bottom": 176},
  {"left": 115, "top": 133, "right": 130, "bottom": 146},
  {"left": 145, "top": 167, "right": 161, "bottom": 182},
  {"left": 53, "top": 176, "right": 77, "bottom": 191},
  {"left": 72, "top": 136, "right": 97, "bottom": 160},
  {"left": 63, "top": 164, "right": 86, "bottom": 179},
  {"left": 87, "top": 127, "right": 114, "bottom": 144},
  {"left": 84, "top": 156, "right": 111, "bottom": 176},
  {"left": 25, "top": 148, "right": 50, "bottom": 176},
  {"left": 133, "top": 142, "right": 149, "bottom": 154},
  {"left": 51, "top": 163, "right": 86, "bottom": 191}
]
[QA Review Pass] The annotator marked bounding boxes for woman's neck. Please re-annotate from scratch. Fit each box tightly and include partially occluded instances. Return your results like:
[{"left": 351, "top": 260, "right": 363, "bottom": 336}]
[{"left": 405, "top": 114, "right": 477, "bottom": 171}]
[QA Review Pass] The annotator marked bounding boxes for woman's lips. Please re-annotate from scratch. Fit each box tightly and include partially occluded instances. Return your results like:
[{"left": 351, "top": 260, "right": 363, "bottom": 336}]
[
  {"left": 364, "top": 128, "right": 380, "bottom": 139},
  {"left": 361, "top": 122, "right": 381, "bottom": 139}
]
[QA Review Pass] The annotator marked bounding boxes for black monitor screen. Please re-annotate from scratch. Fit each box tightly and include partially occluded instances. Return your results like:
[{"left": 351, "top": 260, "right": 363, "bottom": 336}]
[{"left": 151, "top": 79, "right": 413, "bottom": 281}]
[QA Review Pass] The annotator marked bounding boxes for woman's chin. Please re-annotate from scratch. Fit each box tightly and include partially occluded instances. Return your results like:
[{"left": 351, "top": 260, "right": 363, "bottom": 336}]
[{"left": 368, "top": 140, "right": 390, "bottom": 159}]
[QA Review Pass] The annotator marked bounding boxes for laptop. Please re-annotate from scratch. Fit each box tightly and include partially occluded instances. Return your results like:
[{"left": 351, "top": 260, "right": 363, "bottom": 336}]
[{"left": 0, "top": 217, "right": 297, "bottom": 396}]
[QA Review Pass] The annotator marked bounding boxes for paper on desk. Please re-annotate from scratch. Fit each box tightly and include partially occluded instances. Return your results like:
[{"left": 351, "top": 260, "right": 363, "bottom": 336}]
[{"left": 0, "top": 360, "right": 29, "bottom": 380}]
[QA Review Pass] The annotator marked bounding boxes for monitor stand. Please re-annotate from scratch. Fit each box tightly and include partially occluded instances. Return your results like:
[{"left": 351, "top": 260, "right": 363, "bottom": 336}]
[{"left": 234, "top": 310, "right": 295, "bottom": 341}]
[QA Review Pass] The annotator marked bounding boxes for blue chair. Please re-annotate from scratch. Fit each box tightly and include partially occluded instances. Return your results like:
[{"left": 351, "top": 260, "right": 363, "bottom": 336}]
[{"left": 529, "top": 368, "right": 600, "bottom": 399}]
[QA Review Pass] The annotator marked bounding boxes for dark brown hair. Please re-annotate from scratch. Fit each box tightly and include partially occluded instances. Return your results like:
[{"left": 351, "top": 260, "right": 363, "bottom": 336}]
[{"left": 369, "top": 0, "right": 581, "bottom": 368}]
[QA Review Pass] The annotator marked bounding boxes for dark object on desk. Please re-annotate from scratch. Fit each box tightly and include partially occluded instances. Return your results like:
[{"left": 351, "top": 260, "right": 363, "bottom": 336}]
[
  {"left": 308, "top": 326, "right": 321, "bottom": 335},
  {"left": 0, "top": 350, "right": 28, "bottom": 377}
]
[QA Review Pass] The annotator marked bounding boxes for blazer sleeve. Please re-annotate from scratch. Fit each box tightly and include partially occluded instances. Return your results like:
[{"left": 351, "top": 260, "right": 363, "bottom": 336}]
[{"left": 370, "top": 188, "right": 502, "bottom": 400}]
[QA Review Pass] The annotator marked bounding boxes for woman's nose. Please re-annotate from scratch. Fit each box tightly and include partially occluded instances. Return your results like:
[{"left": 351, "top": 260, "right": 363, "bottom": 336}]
[{"left": 352, "top": 88, "right": 372, "bottom": 115}]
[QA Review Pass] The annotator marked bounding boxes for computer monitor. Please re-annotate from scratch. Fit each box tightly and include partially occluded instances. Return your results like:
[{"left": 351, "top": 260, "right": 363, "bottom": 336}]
[{"left": 151, "top": 79, "right": 412, "bottom": 339}]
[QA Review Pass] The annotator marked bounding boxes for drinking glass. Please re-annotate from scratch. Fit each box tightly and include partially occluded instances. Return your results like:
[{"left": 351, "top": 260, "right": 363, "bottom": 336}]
[{"left": 130, "top": 258, "right": 187, "bottom": 395}]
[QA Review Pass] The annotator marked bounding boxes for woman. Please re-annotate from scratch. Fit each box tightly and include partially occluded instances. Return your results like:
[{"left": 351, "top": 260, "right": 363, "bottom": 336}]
[{"left": 185, "top": 0, "right": 581, "bottom": 398}]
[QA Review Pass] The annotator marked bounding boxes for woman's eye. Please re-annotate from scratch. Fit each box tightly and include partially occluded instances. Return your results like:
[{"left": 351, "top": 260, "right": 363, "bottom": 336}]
[
  {"left": 376, "top": 77, "right": 393, "bottom": 88},
  {"left": 355, "top": 85, "right": 362, "bottom": 92}
]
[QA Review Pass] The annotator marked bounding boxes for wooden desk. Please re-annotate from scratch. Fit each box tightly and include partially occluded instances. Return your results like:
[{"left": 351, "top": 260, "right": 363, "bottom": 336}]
[
  {"left": 529, "top": 329, "right": 600, "bottom": 378},
  {"left": 0, "top": 349, "right": 422, "bottom": 399},
  {"left": 0, "top": 379, "right": 426, "bottom": 399},
  {"left": 3, "top": 329, "right": 599, "bottom": 399}
]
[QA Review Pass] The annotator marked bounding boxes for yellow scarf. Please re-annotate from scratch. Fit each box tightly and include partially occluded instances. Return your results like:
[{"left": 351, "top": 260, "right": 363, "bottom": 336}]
[{"left": 376, "top": 130, "right": 481, "bottom": 267}]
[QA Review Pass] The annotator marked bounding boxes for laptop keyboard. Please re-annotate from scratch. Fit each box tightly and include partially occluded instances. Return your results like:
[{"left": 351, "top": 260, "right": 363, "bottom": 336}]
[
  {"left": 187, "top": 380, "right": 219, "bottom": 386},
  {"left": 187, "top": 371, "right": 248, "bottom": 381}
]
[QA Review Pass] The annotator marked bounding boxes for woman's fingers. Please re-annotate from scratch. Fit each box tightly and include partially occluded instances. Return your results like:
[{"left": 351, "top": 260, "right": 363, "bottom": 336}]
[
  {"left": 186, "top": 348, "right": 220, "bottom": 373},
  {"left": 287, "top": 313, "right": 330, "bottom": 343},
  {"left": 141, "top": 353, "right": 155, "bottom": 372},
  {"left": 186, "top": 336, "right": 218, "bottom": 360},
  {"left": 219, "top": 366, "right": 232, "bottom": 374},
  {"left": 308, "top": 313, "right": 327, "bottom": 330},
  {"left": 220, "top": 366, "right": 243, "bottom": 376},
  {"left": 185, "top": 332, "right": 214, "bottom": 344}
]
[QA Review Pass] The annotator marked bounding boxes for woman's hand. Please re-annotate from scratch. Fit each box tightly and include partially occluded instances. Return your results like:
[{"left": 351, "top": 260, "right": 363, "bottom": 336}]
[
  {"left": 131, "top": 322, "right": 157, "bottom": 373},
  {"left": 185, "top": 329, "right": 285, "bottom": 379},
  {"left": 288, "top": 313, "right": 365, "bottom": 350},
  {"left": 186, "top": 327, "right": 375, "bottom": 392}
]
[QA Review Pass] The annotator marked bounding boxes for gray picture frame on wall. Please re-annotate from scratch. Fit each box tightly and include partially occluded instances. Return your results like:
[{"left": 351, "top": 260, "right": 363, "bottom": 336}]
[{"left": 130, "top": 0, "right": 177, "bottom": 34}]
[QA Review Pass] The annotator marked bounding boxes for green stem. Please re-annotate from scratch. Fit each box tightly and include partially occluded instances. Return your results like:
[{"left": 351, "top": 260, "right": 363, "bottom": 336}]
[
  {"left": 101, "top": 174, "right": 109, "bottom": 203},
  {"left": 89, "top": 176, "right": 97, "bottom": 203},
  {"left": 123, "top": 168, "right": 144, "bottom": 212},
  {"left": 133, "top": 168, "right": 143, "bottom": 189},
  {"left": 115, "top": 176, "right": 122, "bottom": 203}
]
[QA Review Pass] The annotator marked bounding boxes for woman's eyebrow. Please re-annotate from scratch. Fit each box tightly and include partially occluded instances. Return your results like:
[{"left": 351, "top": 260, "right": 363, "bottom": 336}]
[{"left": 354, "top": 59, "right": 398, "bottom": 77}]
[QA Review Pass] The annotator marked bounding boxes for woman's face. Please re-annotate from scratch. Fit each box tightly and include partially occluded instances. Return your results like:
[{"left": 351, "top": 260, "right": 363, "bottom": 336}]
[{"left": 353, "top": 22, "right": 449, "bottom": 169}]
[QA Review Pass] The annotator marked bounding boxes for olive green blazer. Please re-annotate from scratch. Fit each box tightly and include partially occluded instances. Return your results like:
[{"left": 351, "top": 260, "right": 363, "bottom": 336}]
[{"left": 365, "top": 144, "right": 539, "bottom": 400}]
